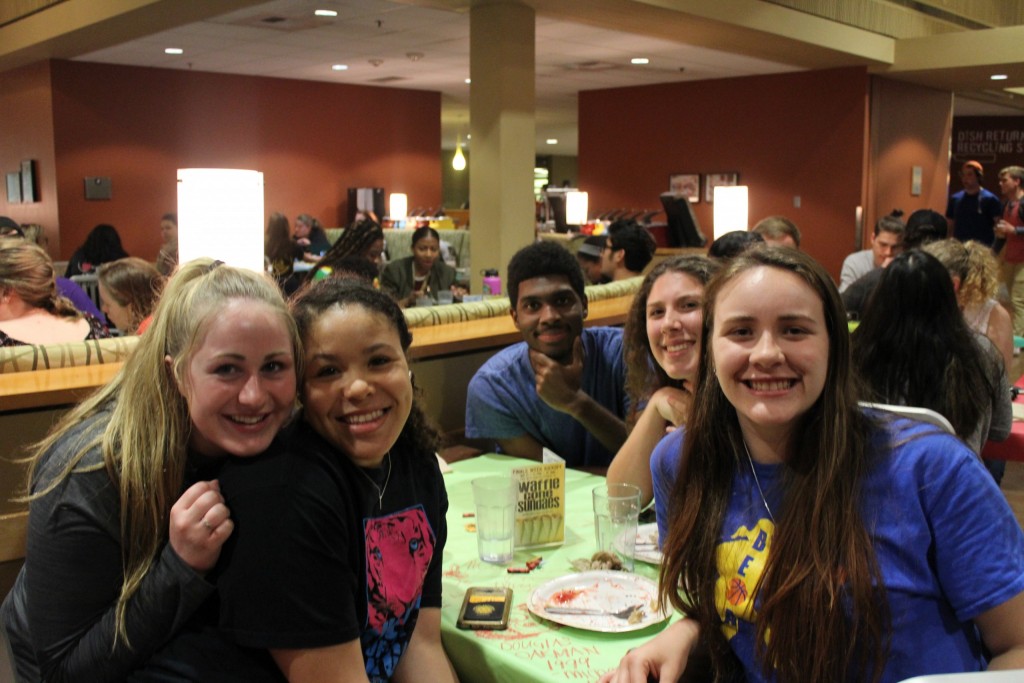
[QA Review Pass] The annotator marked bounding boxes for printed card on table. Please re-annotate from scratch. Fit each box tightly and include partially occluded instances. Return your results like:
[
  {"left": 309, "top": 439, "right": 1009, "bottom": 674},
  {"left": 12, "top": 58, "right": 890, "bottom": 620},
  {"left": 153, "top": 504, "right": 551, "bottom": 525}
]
[{"left": 511, "top": 450, "right": 565, "bottom": 548}]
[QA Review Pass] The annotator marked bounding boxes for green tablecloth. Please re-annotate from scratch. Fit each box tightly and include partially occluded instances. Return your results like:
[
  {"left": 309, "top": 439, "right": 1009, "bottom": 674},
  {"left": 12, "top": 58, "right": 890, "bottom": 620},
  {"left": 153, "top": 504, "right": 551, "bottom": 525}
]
[{"left": 440, "top": 455, "right": 677, "bottom": 683}]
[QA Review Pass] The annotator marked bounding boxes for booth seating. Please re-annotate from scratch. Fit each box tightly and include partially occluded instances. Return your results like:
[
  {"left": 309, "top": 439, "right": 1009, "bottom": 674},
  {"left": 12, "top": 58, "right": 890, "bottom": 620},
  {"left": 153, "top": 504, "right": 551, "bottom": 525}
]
[
  {"left": 0, "top": 336, "right": 138, "bottom": 374},
  {"left": 325, "top": 228, "right": 470, "bottom": 268}
]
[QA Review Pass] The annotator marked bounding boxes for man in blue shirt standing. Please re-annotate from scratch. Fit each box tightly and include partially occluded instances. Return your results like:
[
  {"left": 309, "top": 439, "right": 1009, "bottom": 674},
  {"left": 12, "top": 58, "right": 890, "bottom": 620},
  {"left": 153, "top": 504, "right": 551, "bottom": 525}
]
[
  {"left": 465, "top": 241, "right": 628, "bottom": 469},
  {"left": 946, "top": 160, "right": 1002, "bottom": 246}
]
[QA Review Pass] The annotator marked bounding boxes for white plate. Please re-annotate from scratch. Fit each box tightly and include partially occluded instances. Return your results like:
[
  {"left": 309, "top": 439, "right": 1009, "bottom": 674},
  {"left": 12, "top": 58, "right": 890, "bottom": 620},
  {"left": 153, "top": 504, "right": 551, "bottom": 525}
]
[
  {"left": 633, "top": 522, "right": 663, "bottom": 565},
  {"left": 528, "top": 570, "right": 669, "bottom": 633}
]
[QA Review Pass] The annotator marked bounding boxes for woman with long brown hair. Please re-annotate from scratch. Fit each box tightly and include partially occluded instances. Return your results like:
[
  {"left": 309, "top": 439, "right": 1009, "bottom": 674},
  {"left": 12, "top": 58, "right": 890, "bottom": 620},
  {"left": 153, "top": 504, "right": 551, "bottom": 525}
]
[
  {"left": 601, "top": 246, "right": 1024, "bottom": 683},
  {"left": 606, "top": 255, "right": 718, "bottom": 506}
]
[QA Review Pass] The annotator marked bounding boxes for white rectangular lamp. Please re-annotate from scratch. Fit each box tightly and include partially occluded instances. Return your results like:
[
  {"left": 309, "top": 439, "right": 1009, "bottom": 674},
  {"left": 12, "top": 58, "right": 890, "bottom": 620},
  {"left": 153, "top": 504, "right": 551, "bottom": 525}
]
[
  {"left": 177, "top": 168, "right": 264, "bottom": 272},
  {"left": 566, "top": 191, "right": 589, "bottom": 226},
  {"left": 713, "top": 185, "right": 748, "bottom": 239},
  {"left": 389, "top": 193, "right": 408, "bottom": 227}
]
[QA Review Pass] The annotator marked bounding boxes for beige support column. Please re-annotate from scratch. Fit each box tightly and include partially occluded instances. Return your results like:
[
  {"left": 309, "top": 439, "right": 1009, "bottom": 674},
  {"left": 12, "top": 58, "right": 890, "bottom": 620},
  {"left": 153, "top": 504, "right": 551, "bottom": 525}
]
[{"left": 468, "top": 1, "right": 535, "bottom": 296}]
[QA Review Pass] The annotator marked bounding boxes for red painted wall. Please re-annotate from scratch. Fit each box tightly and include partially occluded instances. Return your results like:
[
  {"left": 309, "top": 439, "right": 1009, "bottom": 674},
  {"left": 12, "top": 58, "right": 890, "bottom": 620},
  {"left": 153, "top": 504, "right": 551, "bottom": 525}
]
[
  {"left": 579, "top": 67, "right": 871, "bottom": 278},
  {"left": 0, "top": 61, "right": 61, "bottom": 254},
  {"left": 40, "top": 60, "right": 440, "bottom": 261}
]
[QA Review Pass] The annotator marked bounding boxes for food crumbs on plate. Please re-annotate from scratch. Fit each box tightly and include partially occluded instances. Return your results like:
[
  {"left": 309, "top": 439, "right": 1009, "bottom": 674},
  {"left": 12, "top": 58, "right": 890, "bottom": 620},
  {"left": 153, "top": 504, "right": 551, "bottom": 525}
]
[
  {"left": 551, "top": 588, "right": 583, "bottom": 604},
  {"left": 462, "top": 512, "right": 475, "bottom": 518},
  {"left": 507, "top": 567, "right": 530, "bottom": 573},
  {"left": 465, "top": 523, "right": 477, "bottom": 532}
]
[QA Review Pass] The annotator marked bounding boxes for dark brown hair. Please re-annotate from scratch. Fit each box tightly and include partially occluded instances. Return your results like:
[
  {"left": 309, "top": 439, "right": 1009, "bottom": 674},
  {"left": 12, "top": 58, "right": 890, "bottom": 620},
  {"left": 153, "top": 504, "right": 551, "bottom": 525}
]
[{"left": 658, "top": 245, "right": 887, "bottom": 683}]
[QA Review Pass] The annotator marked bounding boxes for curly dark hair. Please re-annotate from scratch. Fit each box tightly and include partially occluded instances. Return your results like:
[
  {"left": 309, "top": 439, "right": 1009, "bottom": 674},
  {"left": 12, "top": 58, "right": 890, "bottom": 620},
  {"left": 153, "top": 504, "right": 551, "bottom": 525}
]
[
  {"left": 309, "top": 218, "right": 383, "bottom": 281},
  {"left": 290, "top": 278, "right": 441, "bottom": 459},
  {"left": 623, "top": 255, "right": 720, "bottom": 414},
  {"left": 506, "top": 241, "right": 586, "bottom": 309}
]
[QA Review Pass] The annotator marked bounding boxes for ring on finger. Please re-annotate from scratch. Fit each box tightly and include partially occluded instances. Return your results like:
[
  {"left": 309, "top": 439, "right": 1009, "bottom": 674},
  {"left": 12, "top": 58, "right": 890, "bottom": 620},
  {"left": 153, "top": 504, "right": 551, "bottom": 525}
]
[{"left": 202, "top": 518, "right": 213, "bottom": 532}]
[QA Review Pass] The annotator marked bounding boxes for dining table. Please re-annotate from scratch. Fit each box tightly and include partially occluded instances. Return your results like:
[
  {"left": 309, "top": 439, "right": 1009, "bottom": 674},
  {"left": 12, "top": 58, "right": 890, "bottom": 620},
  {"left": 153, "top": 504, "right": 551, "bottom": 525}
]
[{"left": 439, "top": 455, "right": 679, "bottom": 683}]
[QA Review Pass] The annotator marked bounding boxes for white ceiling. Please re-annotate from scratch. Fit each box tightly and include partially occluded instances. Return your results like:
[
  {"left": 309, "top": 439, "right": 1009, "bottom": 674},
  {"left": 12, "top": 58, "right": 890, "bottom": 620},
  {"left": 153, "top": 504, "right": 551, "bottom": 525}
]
[{"left": 67, "top": 0, "right": 1024, "bottom": 157}]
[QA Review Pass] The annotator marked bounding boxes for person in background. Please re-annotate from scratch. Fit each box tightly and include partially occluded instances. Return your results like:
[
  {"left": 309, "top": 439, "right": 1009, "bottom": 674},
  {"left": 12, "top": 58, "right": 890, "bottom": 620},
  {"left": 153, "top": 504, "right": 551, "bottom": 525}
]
[
  {"left": 465, "top": 241, "right": 628, "bottom": 468},
  {"left": 0, "top": 260, "right": 299, "bottom": 681},
  {"left": 156, "top": 213, "right": 178, "bottom": 277},
  {"left": 0, "top": 238, "right": 109, "bottom": 346},
  {"left": 310, "top": 218, "right": 386, "bottom": 282},
  {"left": 854, "top": 249, "right": 1010, "bottom": 482},
  {"left": 947, "top": 160, "right": 1002, "bottom": 246},
  {"left": 380, "top": 226, "right": 463, "bottom": 307},
  {"left": 311, "top": 255, "right": 380, "bottom": 288},
  {"left": 174, "top": 279, "right": 456, "bottom": 682},
  {"left": 707, "top": 230, "right": 764, "bottom": 261},
  {"left": 751, "top": 215, "right": 801, "bottom": 248},
  {"left": 607, "top": 255, "right": 720, "bottom": 507},
  {"left": 65, "top": 223, "right": 130, "bottom": 278},
  {"left": 842, "top": 208, "right": 946, "bottom": 319},
  {"left": 293, "top": 213, "right": 331, "bottom": 262},
  {"left": 993, "top": 165, "right": 1024, "bottom": 335},
  {"left": 601, "top": 246, "right": 1024, "bottom": 683},
  {"left": 14, "top": 221, "right": 107, "bottom": 322},
  {"left": 601, "top": 220, "right": 657, "bottom": 281},
  {"left": 264, "top": 212, "right": 296, "bottom": 293},
  {"left": 96, "top": 257, "right": 165, "bottom": 335},
  {"left": 575, "top": 235, "right": 609, "bottom": 285},
  {"left": 925, "top": 238, "right": 1014, "bottom": 373},
  {"left": 838, "top": 214, "right": 904, "bottom": 293}
]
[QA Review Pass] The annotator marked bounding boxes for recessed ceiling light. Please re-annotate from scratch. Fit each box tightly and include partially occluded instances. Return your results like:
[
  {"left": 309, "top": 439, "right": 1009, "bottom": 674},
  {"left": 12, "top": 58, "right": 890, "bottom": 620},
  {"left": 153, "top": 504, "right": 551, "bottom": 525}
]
[
  {"left": 546, "top": 139, "right": 558, "bottom": 145},
  {"left": 164, "top": 48, "right": 183, "bottom": 55},
  {"left": 631, "top": 57, "right": 649, "bottom": 65},
  {"left": 332, "top": 64, "right": 349, "bottom": 71},
  {"left": 315, "top": 9, "right": 338, "bottom": 17},
  {"left": 464, "top": 78, "right": 471, "bottom": 84},
  {"left": 992, "top": 74, "right": 1009, "bottom": 80}
]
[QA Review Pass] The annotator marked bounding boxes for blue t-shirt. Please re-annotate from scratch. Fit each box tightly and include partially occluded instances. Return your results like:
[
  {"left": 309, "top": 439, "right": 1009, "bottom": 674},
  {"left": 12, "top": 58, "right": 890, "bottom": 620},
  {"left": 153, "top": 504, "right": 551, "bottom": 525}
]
[
  {"left": 650, "top": 413, "right": 1024, "bottom": 682},
  {"left": 465, "top": 326, "right": 627, "bottom": 468},
  {"left": 946, "top": 188, "right": 1002, "bottom": 245}
]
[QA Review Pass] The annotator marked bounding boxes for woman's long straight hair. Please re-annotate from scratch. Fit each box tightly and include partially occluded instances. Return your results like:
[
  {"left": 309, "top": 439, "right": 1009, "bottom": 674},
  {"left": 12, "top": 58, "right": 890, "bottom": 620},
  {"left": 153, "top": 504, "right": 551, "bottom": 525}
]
[{"left": 658, "top": 246, "right": 888, "bottom": 683}]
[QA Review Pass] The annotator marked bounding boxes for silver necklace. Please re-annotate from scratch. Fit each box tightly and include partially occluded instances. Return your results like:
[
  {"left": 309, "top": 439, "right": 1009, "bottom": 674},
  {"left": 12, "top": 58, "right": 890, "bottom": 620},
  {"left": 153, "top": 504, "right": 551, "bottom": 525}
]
[
  {"left": 357, "top": 451, "right": 392, "bottom": 509},
  {"left": 742, "top": 441, "right": 776, "bottom": 523}
]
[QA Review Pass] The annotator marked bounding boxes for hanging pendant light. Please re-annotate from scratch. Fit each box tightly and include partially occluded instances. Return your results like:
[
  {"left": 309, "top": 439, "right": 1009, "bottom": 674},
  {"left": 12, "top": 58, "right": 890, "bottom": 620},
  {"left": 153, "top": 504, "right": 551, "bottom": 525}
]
[{"left": 452, "top": 135, "right": 466, "bottom": 171}]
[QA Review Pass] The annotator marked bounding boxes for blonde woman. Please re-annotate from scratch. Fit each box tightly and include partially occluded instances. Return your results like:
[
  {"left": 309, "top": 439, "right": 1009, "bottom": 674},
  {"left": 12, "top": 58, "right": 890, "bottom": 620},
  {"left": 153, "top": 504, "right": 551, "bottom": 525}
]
[
  {"left": 924, "top": 238, "right": 1014, "bottom": 372},
  {"left": 0, "top": 238, "right": 109, "bottom": 346},
  {"left": 1, "top": 260, "right": 300, "bottom": 682}
]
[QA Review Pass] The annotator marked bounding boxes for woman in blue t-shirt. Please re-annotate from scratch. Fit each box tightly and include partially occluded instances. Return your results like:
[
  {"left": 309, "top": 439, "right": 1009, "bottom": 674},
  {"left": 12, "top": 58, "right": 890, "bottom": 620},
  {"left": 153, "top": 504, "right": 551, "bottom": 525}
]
[{"left": 601, "top": 246, "right": 1024, "bottom": 683}]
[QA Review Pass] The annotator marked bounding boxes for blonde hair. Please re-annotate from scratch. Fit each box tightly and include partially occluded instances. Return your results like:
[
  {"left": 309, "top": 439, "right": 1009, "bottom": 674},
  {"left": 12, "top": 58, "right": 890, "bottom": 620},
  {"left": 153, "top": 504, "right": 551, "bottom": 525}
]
[
  {"left": 29, "top": 258, "right": 300, "bottom": 647},
  {"left": 96, "top": 257, "right": 165, "bottom": 332},
  {"left": 923, "top": 239, "right": 999, "bottom": 309},
  {"left": 0, "top": 237, "right": 80, "bottom": 319}
]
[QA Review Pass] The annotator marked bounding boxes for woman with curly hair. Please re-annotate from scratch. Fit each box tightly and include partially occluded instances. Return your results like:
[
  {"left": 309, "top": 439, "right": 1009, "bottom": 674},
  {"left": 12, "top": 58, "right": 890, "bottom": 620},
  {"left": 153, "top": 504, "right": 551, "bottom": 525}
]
[
  {"left": 602, "top": 246, "right": 1024, "bottom": 683},
  {"left": 308, "top": 218, "right": 385, "bottom": 282},
  {"left": 925, "top": 237, "right": 1014, "bottom": 372},
  {"left": 606, "top": 255, "right": 719, "bottom": 506}
]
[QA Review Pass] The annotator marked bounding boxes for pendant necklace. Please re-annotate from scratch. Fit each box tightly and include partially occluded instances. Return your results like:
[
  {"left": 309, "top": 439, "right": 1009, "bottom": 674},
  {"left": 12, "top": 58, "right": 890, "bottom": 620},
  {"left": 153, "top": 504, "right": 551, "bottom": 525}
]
[
  {"left": 742, "top": 440, "right": 776, "bottom": 523},
  {"left": 357, "top": 451, "right": 392, "bottom": 509}
]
